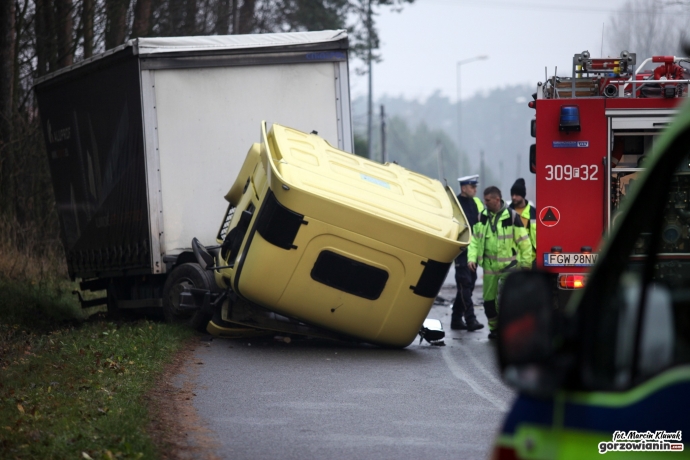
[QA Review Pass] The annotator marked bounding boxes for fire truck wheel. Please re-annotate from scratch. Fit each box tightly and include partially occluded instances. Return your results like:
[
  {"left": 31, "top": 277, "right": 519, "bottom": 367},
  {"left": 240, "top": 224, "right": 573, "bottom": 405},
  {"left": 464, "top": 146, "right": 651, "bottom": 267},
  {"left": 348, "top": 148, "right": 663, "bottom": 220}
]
[{"left": 162, "top": 262, "right": 215, "bottom": 330}]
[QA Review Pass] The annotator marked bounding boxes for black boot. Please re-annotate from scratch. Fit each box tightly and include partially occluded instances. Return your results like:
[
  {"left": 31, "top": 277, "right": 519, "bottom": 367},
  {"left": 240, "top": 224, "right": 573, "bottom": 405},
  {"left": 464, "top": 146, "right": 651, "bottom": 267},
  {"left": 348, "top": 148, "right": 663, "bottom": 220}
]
[
  {"left": 450, "top": 318, "right": 467, "bottom": 330},
  {"left": 466, "top": 318, "right": 484, "bottom": 331}
]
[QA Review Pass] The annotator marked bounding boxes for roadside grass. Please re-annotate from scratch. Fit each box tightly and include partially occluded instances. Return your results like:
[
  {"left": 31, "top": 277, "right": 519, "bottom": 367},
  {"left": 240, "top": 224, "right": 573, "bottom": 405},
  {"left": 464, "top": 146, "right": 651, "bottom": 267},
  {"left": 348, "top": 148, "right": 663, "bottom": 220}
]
[{"left": 0, "top": 246, "right": 194, "bottom": 459}]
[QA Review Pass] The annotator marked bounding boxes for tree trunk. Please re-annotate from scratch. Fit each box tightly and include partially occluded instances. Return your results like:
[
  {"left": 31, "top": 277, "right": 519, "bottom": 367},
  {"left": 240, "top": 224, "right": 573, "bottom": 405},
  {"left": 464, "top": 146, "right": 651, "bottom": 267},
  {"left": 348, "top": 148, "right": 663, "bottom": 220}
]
[
  {"left": 82, "top": 0, "right": 94, "bottom": 57},
  {"left": 232, "top": 0, "right": 238, "bottom": 34},
  {"left": 184, "top": 0, "right": 198, "bottom": 35},
  {"left": 13, "top": 0, "right": 28, "bottom": 111},
  {"left": 105, "top": 0, "right": 131, "bottom": 49},
  {"left": 0, "top": 0, "right": 14, "bottom": 143},
  {"left": 132, "top": 0, "right": 152, "bottom": 38},
  {"left": 0, "top": 0, "right": 14, "bottom": 218},
  {"left": 42, "top": 0, "right": 59, "bottom": 72},
  {"left": 215, "top": 0, "right": 230, "bottom": 35},
  {"left": 238, "top": 0, "right": 255, "bottom": 34},
  {"left": 35, "top": 0, "right": 48, "bottom": 75},
  {"left": 168, "top": 0, "right": 185, "bottom": 35},
  {"left": 55, "top": 0, "right": 74, "bottom": 67}
]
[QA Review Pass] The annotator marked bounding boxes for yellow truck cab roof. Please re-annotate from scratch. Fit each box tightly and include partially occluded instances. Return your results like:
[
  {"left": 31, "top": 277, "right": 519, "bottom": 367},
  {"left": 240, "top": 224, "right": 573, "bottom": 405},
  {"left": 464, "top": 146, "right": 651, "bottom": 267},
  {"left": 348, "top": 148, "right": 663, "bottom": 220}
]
[{"left": 265, "top": 123, "right": 468, "bottom": 245}]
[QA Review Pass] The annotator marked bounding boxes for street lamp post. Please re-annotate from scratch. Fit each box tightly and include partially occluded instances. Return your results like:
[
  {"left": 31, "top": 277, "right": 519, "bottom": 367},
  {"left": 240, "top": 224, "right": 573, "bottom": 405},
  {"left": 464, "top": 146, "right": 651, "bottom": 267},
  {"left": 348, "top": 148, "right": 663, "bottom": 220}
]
[{"left": 456, "top": 55, "right": 488, "bottom": 178}]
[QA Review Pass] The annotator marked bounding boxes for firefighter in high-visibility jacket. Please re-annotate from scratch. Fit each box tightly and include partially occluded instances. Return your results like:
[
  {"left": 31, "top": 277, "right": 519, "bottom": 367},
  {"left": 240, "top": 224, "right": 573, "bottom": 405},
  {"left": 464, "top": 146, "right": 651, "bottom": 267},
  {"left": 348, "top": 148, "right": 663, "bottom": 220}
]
[
  {"left": 508, "top": 178, "right": 537, "bottom": 269},
  {"left": 468, "top": 186, "right": 533, "bottom": 339}
]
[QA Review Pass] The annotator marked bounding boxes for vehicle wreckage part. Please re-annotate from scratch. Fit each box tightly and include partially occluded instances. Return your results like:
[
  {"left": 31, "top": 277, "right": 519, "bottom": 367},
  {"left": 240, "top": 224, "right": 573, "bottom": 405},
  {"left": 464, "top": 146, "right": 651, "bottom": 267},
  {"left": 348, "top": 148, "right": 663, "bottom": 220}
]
[{"left": 211, "top": 123, "right": 470, "bottom": 347}]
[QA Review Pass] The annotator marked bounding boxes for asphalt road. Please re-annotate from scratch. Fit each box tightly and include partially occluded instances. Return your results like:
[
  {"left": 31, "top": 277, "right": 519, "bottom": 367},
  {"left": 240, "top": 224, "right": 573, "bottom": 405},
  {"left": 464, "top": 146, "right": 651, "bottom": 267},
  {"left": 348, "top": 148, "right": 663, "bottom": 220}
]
[{"left": 176, "top": 285, "right": 515, "bottom": 460}]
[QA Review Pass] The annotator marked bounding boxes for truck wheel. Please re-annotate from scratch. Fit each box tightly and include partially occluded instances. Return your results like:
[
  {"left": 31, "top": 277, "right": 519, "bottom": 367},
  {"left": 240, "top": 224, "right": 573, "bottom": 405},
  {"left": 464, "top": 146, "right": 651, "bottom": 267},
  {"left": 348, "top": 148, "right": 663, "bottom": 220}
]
[{"left": 162, "top": 263, "right": 216, "bottom": 331}]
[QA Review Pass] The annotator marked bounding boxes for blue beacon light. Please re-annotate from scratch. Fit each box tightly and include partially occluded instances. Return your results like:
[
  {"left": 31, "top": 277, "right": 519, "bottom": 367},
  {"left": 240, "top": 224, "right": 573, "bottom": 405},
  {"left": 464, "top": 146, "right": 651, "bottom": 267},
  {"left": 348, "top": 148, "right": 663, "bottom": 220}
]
[{"left": 559, "top": 105, "right": 581, "bottom": 132}]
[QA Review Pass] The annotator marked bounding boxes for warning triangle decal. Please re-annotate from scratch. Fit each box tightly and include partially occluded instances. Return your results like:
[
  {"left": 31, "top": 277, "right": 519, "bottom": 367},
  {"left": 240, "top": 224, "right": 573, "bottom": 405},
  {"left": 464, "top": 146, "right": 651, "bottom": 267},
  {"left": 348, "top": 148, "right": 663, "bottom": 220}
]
[
  {"left": 542, "top": 208, "right": 558, "bottom": 222},
  {"left": 539, "top": 206, "right": 561, "bottom": 227}
]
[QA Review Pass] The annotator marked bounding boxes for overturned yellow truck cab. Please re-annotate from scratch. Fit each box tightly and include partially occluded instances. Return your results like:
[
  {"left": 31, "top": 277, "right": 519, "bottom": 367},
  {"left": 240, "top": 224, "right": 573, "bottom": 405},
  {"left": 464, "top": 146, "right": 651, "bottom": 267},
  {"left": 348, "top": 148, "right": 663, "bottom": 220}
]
[{"left": 196, "top": 122, "right": 470, "bottom": 347}]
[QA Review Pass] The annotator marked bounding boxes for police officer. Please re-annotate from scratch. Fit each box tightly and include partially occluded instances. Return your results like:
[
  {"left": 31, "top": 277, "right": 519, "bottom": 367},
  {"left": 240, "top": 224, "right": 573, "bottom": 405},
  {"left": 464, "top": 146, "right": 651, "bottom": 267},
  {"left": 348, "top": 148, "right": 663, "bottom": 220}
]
[
  {"left": 451, "top": 175, "right": 485, "bottom": 331},
  {"left": 508, "top": 178, "right": 537, "bottom": 269},
  {"left": 468, "top": 186, "right": 533, "bottom": 339}
]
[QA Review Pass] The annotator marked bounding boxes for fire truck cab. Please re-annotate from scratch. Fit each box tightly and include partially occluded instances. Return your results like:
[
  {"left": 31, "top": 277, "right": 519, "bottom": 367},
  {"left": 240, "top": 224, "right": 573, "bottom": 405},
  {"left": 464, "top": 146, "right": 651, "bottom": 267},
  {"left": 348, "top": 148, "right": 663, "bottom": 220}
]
[{"left": 530, "top": 51, "right": 690, "bottom": 304}]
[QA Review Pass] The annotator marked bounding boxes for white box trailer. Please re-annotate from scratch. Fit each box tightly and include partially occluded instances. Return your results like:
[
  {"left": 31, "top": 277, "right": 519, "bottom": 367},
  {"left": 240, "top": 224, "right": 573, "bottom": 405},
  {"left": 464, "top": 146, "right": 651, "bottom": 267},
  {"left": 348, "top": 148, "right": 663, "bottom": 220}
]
[{"left": 34, "top": 30, "right": 352, "bottom": 311}]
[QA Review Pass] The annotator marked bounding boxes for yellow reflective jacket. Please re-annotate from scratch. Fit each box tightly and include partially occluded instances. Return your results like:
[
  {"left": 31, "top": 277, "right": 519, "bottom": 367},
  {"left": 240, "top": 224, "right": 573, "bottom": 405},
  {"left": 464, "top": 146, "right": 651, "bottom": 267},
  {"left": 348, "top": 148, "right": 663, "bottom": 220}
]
[
  {"left": 509, "top": 200, "right": 537, "bottom": 263},
  {"left": 473, "top": 196, "right": 485, "bottom": 216},
  {"left": 467, "top": 204, "right": 533, "bottom": 275}
]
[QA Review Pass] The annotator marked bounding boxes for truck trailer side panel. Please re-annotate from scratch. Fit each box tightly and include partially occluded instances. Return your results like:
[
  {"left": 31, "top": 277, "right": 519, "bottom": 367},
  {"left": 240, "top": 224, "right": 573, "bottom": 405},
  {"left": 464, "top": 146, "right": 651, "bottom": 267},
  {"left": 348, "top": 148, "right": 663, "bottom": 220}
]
[
  {"left": 36, "top": 56, "right": 151, "bottom": 279},
  {"left": 147, "top": 62, "right": 342, "bottom": 259},
  {"left": 34, "top": 31, "right": 353, "bottom": 312}
]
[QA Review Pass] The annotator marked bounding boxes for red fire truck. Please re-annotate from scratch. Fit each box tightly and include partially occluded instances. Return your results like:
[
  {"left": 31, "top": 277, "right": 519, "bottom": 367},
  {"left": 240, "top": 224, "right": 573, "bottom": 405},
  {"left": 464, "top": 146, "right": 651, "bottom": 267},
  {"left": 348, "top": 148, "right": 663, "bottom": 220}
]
[{"left": 529, "top": 50, "right": 690, "bottom": 304}]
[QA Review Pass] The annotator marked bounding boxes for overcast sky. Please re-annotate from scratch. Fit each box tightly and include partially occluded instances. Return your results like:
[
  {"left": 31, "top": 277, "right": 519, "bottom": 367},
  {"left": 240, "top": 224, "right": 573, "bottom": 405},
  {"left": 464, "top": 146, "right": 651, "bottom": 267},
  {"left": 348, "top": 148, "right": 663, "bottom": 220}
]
[{"left": 350, "top": 0, "right": 633, "bottom": 102}]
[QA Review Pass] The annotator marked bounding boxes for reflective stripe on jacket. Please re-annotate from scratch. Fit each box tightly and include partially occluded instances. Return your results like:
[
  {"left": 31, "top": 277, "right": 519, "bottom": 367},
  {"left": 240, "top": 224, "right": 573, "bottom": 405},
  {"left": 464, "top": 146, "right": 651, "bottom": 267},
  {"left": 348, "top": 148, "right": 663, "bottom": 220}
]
[{"left": 467, "top": 204, "right": 533, "bottom": 273}]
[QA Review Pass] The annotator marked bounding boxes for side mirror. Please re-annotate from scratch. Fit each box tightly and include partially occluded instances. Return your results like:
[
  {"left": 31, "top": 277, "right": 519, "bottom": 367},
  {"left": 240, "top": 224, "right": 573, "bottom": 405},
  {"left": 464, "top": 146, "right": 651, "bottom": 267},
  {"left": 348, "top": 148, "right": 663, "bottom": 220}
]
[
  {"left": 530, "top": 118, "right": 536, "bottom": 138},
  {"left": 497, "top": 271, "right": 565, "bottom": 395},
  {"left": 418, "top": 318, "right": 445, "bottom": 345},
  {"left": 529, "top": 144, "right": 536, "bottom": 174},
  {"left": 192, "top": 237, "right": 215, "bottom": 270}
]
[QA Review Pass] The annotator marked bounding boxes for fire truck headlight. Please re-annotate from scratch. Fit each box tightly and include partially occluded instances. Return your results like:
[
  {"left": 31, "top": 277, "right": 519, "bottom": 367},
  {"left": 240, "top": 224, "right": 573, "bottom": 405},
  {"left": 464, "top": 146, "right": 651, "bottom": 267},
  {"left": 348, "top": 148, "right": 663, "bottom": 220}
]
[{"left": 559, "top": 105, "right": 581, "bottom": 132}]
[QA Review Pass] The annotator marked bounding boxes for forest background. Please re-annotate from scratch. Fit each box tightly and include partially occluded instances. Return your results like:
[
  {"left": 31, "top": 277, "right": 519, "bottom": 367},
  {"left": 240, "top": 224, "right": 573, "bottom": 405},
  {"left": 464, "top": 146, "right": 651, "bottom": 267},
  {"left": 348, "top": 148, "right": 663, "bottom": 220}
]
[
  {"left": 0, "top": 0, "right": 416, "bottom": 260},
  {"left": 0, "top": 0, "right": 684, "bottom": 264}
]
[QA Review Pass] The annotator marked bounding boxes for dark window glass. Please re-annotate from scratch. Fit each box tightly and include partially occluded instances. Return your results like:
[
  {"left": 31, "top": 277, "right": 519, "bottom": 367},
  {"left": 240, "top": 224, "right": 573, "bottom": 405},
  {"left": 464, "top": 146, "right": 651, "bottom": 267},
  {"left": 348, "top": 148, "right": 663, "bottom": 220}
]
[
  {"left": 585, "top": 149, "right": 690, "bottom": 390},
  {"left": 311, "top": 251, "right": 388, "bottom": 300}
]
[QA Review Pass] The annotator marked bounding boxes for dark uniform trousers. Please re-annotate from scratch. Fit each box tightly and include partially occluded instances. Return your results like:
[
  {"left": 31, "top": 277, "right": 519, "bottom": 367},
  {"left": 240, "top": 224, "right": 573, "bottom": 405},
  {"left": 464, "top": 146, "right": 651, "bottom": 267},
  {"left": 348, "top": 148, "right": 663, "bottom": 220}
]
[{"left": 452, "top": 251, "right": 478, "bottom": 324}]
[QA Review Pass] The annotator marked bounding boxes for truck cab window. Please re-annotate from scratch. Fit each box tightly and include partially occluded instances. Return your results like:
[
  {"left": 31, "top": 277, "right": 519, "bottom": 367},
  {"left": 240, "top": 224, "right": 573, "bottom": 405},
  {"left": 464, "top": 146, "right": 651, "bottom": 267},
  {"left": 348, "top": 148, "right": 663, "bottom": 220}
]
[{"left": 585, "top": 151, "right": 690, "bottom": 390}]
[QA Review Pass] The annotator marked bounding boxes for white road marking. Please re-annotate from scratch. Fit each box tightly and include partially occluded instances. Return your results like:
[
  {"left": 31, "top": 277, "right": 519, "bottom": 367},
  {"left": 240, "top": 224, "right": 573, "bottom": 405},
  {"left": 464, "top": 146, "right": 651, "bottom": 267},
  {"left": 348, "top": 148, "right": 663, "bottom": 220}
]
[
  {"left": 457, "top": 342, "right": 506, "bottom": 389},
  {"left": 441, "top": 346, "right": 509, "bottom": 412}
]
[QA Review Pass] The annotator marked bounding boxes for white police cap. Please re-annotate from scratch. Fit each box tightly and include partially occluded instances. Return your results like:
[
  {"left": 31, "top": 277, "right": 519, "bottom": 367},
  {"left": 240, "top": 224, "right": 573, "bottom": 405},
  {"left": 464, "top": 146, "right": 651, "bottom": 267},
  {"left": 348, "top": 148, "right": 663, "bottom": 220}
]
[{"left": 458, "top": 175, "right": 479, "bottom": 186}]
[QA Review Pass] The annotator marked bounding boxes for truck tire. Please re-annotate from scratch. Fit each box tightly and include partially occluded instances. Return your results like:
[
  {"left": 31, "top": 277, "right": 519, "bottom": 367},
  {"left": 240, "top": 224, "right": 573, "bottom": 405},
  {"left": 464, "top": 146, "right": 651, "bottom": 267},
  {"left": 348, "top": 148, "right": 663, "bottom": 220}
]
[{"left": 162, "top": 263, "right": 216, "bottom": 331}]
